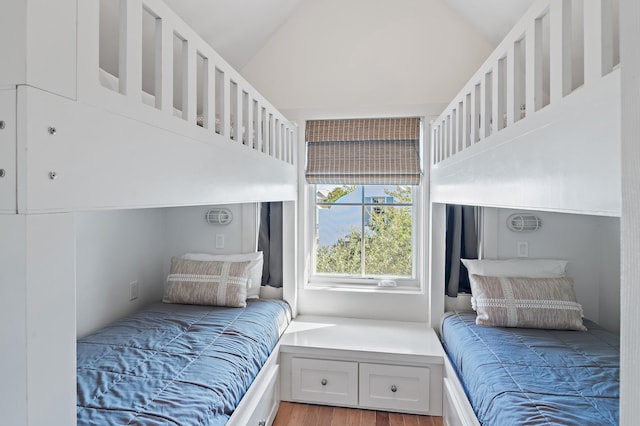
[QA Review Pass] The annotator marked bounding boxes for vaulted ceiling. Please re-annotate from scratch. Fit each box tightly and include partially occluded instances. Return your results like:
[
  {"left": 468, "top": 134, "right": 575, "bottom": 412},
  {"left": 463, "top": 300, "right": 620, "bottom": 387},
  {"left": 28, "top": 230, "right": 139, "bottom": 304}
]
[{"left": 163, "top": 0, "right": 534, "bottom": 71}]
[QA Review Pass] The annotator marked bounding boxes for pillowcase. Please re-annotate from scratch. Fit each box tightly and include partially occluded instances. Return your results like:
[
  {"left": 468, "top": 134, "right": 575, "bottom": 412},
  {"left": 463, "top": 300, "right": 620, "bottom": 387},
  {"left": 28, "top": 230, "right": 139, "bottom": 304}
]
[
  {"left": 181, "top": 252, "right": 263, "bottom": 299},
  {"left": 469, "top": 274, "right": 586, "bottom": 331},
  {"left": 163, "top": 257, "right": 250, "bottom": 307},
  {"left": 461, "top": 258, "right": 568, "bottom": 278}
]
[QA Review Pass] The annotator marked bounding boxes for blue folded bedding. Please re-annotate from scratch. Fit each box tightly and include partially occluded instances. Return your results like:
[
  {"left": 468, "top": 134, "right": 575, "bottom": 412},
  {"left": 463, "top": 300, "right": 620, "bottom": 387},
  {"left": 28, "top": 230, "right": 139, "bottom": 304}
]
[
  {"left": 77, "top": 299, "right": 291, "bottom": 426},
  {"left": 440, "top": 311, "right": 619, "bottom": 426}
]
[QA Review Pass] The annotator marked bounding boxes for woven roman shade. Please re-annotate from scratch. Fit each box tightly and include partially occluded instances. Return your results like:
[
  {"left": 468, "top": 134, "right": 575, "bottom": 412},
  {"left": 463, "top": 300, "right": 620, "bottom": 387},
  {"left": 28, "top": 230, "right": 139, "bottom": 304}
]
[{"left": 305, "top": 118, "right": 422, "bottom": 185}]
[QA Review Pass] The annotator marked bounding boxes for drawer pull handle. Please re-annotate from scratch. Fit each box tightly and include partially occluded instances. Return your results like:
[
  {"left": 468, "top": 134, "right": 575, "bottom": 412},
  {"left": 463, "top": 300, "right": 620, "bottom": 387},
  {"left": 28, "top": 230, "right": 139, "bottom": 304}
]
[
  {"left": 321, "top": 378, "right": 328, "bottom": 386},
  {"left": 258, "top": 420, "right": 266, "bottom": 426},
  {"left": 390, "top": 385, "right": 398, "bottom": 393}
]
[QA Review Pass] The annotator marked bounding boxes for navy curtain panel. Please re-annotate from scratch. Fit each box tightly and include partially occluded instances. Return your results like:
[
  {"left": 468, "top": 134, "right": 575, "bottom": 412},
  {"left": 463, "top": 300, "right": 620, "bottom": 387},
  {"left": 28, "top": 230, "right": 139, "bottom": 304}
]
[
  {"left": 445, "top": 205, "right": 478, "bottom": 297},
  {"left": 258, "top": 202, "right": 283, "bottom": 288}
]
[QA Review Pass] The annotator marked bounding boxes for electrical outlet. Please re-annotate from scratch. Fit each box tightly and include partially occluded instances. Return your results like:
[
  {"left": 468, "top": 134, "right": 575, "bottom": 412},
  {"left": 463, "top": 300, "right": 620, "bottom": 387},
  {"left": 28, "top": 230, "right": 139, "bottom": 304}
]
[
  {"left": 129, "top": 280, "right": 139, "bottom": 301},
  {"left": 517, "top": 241, "right": 529, "bottom": 258},
  {"left": 215, "top": 234, "right": 225, "bottom": 249}
]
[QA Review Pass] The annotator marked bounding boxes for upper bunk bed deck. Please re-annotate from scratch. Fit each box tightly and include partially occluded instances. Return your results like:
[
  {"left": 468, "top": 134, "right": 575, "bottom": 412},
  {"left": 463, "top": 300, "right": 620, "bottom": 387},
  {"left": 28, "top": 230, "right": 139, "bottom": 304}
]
[
  {"left": 430, "top": 0, "right": 621, "bottom": 216},
  {"left": 0, "top": 0, "right": 297, "bottom": 213}
]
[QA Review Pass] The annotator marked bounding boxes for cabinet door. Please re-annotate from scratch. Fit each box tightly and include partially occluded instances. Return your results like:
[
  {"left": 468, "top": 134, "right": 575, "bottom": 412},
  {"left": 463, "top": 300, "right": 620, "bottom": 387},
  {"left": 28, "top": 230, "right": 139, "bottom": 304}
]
[
  {"left": 359, "top": 363, "right": 430, "bottom": 414},
  {"left": 0, "top": 88, "right": 16, "bottom": 213},
  {"left": 291, "top": 358, "right": 358, "bottom": 406}
]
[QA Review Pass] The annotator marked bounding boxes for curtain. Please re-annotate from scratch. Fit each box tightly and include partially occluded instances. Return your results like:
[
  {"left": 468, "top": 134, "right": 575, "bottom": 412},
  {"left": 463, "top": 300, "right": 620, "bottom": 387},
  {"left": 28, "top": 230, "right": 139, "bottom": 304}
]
[
  {"left": 445, "top": 205, "right": 478, "bottom": 297},
  {"left": 258, "top": 202, "right": 283, "bottom": 287},
  {"left": 305, "top": 117, "right": 422, "bottom": 185}
]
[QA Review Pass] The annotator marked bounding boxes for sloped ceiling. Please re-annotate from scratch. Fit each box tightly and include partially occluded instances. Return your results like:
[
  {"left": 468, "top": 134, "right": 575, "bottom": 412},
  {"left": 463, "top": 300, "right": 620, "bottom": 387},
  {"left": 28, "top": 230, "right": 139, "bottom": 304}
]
[
  {"left": 442, "top": 0, "right": 535, "bottom": 45},
  {"left": 163, "top": 0, "right": 306, "bottom": 70},
  {"left": 164, "top": 0, "right": 534, "bottom": 70}
]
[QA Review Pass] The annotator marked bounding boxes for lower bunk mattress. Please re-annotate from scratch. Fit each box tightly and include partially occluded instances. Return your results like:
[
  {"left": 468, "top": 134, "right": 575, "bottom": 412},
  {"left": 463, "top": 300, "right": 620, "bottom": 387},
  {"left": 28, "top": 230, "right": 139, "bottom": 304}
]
[
  {"left": 77, "top": 299, "right": 291, "bottom": 425},
  {"left": 440, "top": 311, "right": 619, "bottom": 425}
]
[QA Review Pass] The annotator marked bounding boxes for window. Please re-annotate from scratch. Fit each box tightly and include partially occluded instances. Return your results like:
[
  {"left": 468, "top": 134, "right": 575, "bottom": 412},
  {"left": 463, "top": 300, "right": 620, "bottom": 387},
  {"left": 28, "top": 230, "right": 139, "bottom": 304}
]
[
  {"left": 304, "top": 117, "right": 423, "bottom": 289},
  {"left": 313, "top": 184, "right": 417, "bottom": 283}
]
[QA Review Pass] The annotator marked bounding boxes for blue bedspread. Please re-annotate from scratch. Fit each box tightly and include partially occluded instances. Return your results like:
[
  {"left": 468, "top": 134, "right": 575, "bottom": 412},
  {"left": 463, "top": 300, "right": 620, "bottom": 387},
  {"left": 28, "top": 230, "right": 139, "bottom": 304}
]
[
  {"left": 77, "top": 299, "right": 291, "bottom": 426},
  {"left": 440, "top": 311, "right": 619, "bottom": 426}
]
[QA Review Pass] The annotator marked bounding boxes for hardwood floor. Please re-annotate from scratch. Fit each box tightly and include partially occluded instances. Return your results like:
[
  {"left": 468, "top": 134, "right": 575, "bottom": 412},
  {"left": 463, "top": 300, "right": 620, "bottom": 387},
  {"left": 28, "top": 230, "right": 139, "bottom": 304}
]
[{"left": 272, "top": 401, "right": 443, "bottom": 426}]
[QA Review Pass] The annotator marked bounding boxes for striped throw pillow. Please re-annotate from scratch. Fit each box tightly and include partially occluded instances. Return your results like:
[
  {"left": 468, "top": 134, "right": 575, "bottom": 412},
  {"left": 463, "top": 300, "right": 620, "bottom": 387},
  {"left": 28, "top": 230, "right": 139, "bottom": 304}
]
[
  {"left": 469, "top": 275, "right": 586, "bottom": 331},
  {"left": 163, "top": 257, "right": 250, "bottom": 307}
]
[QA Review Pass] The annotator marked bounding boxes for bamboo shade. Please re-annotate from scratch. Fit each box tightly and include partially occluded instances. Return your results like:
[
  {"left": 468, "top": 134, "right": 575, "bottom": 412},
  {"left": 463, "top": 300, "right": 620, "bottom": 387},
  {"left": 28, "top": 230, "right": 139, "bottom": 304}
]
[{"left": 305, "top": 118, "right": 422, "bottom": 185}]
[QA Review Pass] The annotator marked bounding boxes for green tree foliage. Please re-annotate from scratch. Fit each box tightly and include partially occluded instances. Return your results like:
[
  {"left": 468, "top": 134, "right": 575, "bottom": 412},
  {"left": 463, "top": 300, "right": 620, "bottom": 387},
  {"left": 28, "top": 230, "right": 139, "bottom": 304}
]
[
  {"left": 318, "top": 185, "right": 356, "bottom": 207},
  {"left": 316, "top": 186, "right": 412, "bottom": 277}
]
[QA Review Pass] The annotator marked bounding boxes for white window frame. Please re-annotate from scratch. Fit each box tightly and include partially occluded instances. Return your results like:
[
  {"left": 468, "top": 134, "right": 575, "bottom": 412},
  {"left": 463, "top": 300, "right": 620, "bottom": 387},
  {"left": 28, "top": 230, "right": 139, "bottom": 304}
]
[{"left": 305, "top": 183, "right": 423, "bottom": 292}]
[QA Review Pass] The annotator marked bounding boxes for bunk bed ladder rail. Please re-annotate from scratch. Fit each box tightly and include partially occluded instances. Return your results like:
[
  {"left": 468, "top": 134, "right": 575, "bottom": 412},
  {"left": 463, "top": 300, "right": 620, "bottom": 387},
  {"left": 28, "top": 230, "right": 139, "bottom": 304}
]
[
  {"left": 430, "top": 0, "right": 620, "bottom": 166},
  {"left": 77, "top": 0, "right": 296, "bottom": 166}
]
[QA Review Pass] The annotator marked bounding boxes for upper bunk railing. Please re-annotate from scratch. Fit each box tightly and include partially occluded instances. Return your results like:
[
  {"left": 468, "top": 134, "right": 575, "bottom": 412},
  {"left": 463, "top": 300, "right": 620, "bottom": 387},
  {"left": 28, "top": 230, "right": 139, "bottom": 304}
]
[
  {"left": 77, "top": 0, "right": 296, "bottom": 166},
  {"left": 431, "top": 0, "right": 619, "bottom": 166}
]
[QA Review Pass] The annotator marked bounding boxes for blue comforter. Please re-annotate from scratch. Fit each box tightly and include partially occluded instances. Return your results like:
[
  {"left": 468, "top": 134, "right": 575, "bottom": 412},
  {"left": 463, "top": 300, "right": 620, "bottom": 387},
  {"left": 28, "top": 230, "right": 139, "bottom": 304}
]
[
  {"left": 440, "top": 311, "right": 619, "bottom": 426},
  {"left": 77, "top": 300, "right": 291, "bottom": 426}
]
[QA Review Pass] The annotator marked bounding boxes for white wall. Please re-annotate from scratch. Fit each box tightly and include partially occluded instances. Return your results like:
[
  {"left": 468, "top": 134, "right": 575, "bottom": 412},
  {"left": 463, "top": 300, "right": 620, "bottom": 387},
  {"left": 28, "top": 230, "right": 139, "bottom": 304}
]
[
  {"left": 483, "top": 208, "right": 620, "bottom": 332},
  {"left": 76, "top": 204, "right": 257, "bottom": 337},
  {"left": 241, "top": 0, "right": 494, "bottom": 321},
  {"left": 75, "top": 209, "right": 166, "bottom": 337},
  {"left": 162, "top": 204, "right": 257, "bottom": 276}
]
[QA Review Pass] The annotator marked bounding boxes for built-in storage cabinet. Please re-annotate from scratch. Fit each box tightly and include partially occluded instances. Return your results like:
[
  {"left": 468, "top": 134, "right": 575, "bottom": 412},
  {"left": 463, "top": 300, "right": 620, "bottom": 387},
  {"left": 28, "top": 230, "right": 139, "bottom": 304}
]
[{"left": 280, "top": 316, "right": 444, "bottom": 416}]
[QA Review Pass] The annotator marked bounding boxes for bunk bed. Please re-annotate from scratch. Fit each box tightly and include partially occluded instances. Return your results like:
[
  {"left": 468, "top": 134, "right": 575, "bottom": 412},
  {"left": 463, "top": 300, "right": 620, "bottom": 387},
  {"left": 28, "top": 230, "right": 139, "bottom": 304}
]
[
  {"left": 427, "top": 1, "right": 621, "bottom": 425},
  {"left": 0, "top": 1, "right": 297, "bottom": 425},
  {"left": 77, "top": 299, "right": 292, "bottom": 426}
]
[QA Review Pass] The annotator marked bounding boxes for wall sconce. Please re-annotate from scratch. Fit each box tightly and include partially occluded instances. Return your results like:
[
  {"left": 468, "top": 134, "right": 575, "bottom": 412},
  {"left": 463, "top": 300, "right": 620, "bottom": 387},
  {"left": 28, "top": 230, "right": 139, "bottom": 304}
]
[
  {"left": 205, "top": 208, "right": 233, "bottom": 225},
  {"left": 506, "top": 213, "right": 542, "bottom": 232}
]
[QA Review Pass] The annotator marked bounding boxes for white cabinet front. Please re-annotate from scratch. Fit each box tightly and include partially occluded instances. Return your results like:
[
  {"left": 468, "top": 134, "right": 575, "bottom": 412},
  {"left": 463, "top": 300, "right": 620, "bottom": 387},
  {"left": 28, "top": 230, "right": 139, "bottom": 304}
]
[
  {"left": 359, "top": 363, "right": 430, "bottom": 413},
  {"left": 291, "top": 358, "right": 359, "bottom": 406}
]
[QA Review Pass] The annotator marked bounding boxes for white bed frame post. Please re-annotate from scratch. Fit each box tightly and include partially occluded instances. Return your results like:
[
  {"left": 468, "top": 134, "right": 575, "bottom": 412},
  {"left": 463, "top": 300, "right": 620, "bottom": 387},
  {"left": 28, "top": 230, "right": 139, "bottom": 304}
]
[
  {"left": 620, "top": 0, "right": 640, "bottom": 424},
  {"left": 0, "top": 0, "right": 77, "bottom": 99},
  {"left": 0, "top": 214, "right": 77, "bottom": 426}
]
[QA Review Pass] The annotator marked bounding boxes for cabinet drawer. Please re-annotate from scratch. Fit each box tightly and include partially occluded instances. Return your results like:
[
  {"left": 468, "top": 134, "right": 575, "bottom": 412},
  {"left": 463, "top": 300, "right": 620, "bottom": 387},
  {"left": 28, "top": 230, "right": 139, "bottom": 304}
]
[
  {"left": 291, "top": 358, "right": 358, "bottom": 406},
  {"left": 359, "top": 363, "right": 430, "bottom": 413}
]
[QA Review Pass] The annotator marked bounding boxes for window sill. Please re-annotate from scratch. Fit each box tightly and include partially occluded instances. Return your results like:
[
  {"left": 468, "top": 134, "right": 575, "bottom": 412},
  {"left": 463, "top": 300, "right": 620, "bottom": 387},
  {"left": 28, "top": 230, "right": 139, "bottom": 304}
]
[{"left": 305, "top": 281, "right": 424, "bottom": 295}]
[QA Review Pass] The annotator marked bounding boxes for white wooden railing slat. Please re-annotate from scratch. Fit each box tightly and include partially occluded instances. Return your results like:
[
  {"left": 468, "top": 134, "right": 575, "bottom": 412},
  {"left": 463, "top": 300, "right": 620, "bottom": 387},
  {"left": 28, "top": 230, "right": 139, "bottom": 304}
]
[
  {"left": 159, "top": 14, "right": 173, "bottom": 115},
  {"left": 550, "top": 0, "right": 573, "bottom": 102},
  {"left": 120, "top": 0, "right": 143, "bottom": 98},
  {"left": 584, "top": 0, "right": 606, "bottom": 84}
]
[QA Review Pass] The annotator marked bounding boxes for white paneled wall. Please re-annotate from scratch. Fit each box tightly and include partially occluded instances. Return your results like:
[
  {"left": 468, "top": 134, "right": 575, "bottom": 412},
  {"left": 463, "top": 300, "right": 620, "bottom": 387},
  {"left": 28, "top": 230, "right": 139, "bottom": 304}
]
[
  {"left": 75, "top": 209, "right": 167, "bottom": 338},
  {"left": 76, "top": 203, "right": 257, "bottom": 338},
  {"left": 485, "top": 208, "right": 620, "bottom": 332}
]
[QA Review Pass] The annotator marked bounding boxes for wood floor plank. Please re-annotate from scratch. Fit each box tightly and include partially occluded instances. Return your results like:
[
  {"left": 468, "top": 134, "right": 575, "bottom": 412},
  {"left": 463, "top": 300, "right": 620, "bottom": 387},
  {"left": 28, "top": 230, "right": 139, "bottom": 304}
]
[
  {"left": 376, "top": 411, "right": 390, "bottom": 426},
  {"left": 389, "top": 412, "right": 405, "bottom": 426},
  {"left": 273, "top": 402, "right": 442, "bottom": 426},
  {"left": 317, "top": 405, "right": 334, "bottom": 426},
  {"left": 346, "top": 408, "right": 362, "bottom": 426},
  {"left": 361, "top": 409, "right": 376, "bottom": 426},
  {"left": 330, "top": 406, "right": 350, "bottom": 426},
  {"left": 404, "top": 413, "right": 420, "bottom": 426},
  {"left": 288, "top": 401, "right": 309, "bottom": 425},
  {"left": 304, "top": 404, "right": 322, "bottom": 425}
]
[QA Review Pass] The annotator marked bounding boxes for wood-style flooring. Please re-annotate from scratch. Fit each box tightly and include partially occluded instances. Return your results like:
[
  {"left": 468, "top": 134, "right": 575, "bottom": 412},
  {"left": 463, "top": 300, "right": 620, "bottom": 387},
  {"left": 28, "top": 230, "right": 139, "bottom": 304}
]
[{"left": 272, "top": 401, "right": 444, "bottom": 426}]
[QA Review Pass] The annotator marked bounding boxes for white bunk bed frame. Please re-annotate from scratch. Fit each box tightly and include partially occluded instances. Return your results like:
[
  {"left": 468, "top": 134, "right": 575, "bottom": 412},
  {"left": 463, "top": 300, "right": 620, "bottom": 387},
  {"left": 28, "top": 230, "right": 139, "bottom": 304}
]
[
  {"left": 427, "top": 1, "right": 621, "bottom": 425},
  {"left": 0, "top": 1, "right": 297, "bottom": 425}
]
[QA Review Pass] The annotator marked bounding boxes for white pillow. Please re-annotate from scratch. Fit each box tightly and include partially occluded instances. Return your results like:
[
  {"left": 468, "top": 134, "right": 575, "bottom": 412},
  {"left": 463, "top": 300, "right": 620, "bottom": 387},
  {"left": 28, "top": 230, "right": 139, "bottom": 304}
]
[
  {"left": 461, "top": 258, "right": 568, "bottom": 278},
  {"left": 181, "top": 252, "right": 263, "bottom": 299}
]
